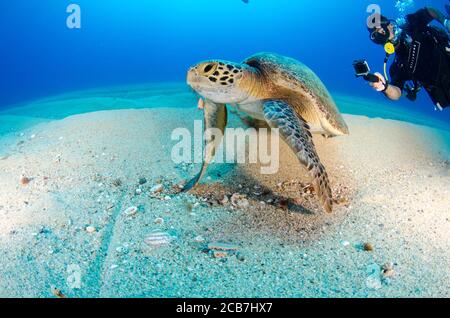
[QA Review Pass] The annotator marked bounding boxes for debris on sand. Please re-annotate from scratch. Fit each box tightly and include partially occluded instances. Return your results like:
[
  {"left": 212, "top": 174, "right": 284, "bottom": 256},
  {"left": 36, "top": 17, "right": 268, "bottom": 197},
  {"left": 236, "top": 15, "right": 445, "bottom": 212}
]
[
  {"left": 207, "top": 242, "right": 239, "bottom": 251},
  {"left": 112, "top": 178, "right": 122, "bottom": 187},
  {"left": 230, "top": 193, "right": 249, "bottom": 209},
  {"left": 381, "top": 262, "right": 395, "bottom": 278},
  {"left": 138, "top": 177, "right": 147, "bottom": 185},
  {"left": 334, "top": 196, "right": 350, "bottom": 206},
  {"left": 219, "top": 195, "right": 229, "bottom": 205},
  {"left": 207, "top": 242, "right": 240, "bottom": 259}
]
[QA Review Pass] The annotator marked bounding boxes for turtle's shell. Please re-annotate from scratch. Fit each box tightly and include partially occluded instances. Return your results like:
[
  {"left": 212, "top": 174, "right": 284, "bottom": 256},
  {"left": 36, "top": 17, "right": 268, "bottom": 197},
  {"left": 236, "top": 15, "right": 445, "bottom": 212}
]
[{"left": 243, "top": 52, "right": 349, "bottom": 136}]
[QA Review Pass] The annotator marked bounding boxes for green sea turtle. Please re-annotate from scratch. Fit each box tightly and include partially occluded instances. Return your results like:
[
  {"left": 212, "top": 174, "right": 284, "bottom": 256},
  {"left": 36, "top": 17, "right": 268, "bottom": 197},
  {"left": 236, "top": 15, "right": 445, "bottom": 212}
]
[{"left": 183, "top": 52, "right": 349, "bottom": 213}]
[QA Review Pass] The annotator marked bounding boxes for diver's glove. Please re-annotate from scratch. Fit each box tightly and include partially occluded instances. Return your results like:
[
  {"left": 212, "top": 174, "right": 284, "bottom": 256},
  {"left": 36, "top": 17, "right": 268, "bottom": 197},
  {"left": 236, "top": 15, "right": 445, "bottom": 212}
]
[{"left": 369, "top": 72, "right": 388, "bottom": 92}]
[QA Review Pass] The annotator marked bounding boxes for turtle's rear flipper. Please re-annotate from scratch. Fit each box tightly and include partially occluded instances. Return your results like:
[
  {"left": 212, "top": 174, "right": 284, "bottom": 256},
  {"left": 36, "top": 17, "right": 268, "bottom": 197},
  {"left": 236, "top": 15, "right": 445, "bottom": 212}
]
[
  {"left": 263, "top": 100, "right": 333, "bottom": 213},
  {"left": 182, "top": 100, "right": 227, "bottom": 192}
]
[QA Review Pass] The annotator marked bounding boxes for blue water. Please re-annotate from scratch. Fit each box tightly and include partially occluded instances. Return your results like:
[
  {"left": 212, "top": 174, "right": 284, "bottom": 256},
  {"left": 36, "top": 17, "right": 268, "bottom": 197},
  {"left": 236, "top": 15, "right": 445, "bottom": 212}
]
[{"left": 1, "top": 0, "right": 449, "bottom": 124}]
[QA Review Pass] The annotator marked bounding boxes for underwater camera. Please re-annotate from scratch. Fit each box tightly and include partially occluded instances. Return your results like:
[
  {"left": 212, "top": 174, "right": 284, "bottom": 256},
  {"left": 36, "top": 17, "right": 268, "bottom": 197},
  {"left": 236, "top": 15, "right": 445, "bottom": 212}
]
[{"left": 352, "top": 60, "right": 380, "bottom": 83}]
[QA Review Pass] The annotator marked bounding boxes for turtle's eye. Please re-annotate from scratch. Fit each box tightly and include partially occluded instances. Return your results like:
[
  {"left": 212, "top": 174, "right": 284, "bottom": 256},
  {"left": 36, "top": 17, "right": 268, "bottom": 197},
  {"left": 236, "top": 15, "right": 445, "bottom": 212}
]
[{"left": 199, "top": 62, "right": 218, "bottom": 76}]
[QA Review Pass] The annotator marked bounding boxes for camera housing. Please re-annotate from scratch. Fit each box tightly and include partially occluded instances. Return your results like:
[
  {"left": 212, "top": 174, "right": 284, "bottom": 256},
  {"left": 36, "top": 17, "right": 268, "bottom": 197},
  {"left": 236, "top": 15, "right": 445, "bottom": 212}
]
[
  {"left": 353, "top": 60, "right": 371, "bottom": 77},
  {"left": 353, "top": 59, "right": 380, "bottom": 83}
]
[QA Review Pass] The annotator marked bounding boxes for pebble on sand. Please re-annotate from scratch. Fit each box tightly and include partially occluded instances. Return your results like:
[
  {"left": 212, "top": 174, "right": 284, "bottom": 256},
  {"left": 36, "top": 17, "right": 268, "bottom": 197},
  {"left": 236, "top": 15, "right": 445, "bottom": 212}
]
[
  {"left": 20, "top": 176, "right": 31, "bottom": 185},
  {"left": 138, "top": 177, "right": 147, "bottom": 185},
  {"left": 363, "top": 243, "right": 374, "bottom": 252},
  {"left": 85, "top": 226, "right": 97, "bottom": 233}
]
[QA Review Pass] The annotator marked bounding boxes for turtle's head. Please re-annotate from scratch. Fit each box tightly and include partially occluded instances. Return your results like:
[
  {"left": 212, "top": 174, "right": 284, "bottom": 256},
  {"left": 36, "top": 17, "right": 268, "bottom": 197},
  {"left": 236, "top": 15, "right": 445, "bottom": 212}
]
[{"left": 187, "top": 60, "right": 252, "bottom": 104}]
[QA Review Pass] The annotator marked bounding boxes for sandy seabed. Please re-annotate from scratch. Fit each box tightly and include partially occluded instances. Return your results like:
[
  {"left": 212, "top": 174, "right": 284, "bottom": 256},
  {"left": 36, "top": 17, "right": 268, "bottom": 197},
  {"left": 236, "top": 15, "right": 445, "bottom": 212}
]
[{"left": 0, "top": 85, "right": 449, "bottom": 298}]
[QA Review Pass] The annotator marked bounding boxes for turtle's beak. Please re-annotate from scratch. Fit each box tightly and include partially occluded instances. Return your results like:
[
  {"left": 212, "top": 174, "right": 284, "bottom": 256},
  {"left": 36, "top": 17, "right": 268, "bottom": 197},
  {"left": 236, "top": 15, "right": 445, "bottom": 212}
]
[{"left": 187, "top": 67, "right": 199, "bottom": 86}]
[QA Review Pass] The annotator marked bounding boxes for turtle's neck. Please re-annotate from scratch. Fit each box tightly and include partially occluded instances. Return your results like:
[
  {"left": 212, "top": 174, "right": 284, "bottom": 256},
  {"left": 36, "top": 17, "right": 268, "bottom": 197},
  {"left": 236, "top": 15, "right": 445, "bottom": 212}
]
[{"left": 241, "top": 66, "right": 270, "bottom": 102}]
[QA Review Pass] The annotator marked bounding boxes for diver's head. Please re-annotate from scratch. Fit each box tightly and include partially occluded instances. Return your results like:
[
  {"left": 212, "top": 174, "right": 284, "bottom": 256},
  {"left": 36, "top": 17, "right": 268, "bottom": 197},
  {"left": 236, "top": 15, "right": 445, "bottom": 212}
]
[
  {"left": 187, "top": 60, "right": 251, "bottom": 104},
  {"left": 367, "top": 14, "right": 397, "bottom": 45}
]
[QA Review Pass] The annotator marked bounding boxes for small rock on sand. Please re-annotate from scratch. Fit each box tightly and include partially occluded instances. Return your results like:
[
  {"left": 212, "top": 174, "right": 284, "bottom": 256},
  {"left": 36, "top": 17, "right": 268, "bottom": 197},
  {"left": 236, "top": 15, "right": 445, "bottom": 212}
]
[
  {"left": 85, "top": 226, "right": 96, "bottom": 233},
  {"left": 20, "top": 176, "right": 31, "bottom": 185},
  {"left": 363, "top": 243, "right": 374, "bottom": 252}
]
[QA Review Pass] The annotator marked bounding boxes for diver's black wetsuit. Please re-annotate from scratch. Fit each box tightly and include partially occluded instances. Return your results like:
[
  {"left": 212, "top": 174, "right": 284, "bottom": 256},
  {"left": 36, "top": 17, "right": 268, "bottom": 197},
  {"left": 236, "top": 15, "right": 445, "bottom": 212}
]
[{"left": 389, "top": 8, "right": 450, "bottom": 109}]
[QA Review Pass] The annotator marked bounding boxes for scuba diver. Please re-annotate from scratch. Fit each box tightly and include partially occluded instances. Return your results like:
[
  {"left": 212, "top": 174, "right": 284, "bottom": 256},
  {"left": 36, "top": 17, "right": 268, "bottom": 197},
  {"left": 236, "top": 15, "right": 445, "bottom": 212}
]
[{"left": 366, "top": 7, "right": 450, "bottom": 110}]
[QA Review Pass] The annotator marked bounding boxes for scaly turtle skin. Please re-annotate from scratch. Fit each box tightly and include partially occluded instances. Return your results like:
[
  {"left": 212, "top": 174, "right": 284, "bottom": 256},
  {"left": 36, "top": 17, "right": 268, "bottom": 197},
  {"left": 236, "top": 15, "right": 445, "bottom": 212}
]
[{"left": 184, "top": 52, "right": 349, "bottom": 213}]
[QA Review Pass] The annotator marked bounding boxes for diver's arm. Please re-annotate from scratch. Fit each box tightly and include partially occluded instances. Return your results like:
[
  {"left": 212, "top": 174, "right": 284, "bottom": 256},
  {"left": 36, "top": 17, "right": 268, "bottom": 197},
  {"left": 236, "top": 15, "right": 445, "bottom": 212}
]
[
  {"left": 382, "top": 84, "right": 402, "bottom": 101},
  {"left": 369, "top": 73, "right": 402, "bottom": 101},
  {"left": 425, "top": 7, "right": 449, "bottom": 32}
]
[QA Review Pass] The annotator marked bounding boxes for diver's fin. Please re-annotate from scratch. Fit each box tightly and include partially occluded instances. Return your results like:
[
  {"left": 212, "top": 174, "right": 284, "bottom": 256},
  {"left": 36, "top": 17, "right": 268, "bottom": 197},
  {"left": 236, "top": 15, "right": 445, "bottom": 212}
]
[
  {"left": 182, "top": 100, "right": 227, "bottom": 192},
  {"left": 263, "top": 100, "right": 333, "bottom": 213}
]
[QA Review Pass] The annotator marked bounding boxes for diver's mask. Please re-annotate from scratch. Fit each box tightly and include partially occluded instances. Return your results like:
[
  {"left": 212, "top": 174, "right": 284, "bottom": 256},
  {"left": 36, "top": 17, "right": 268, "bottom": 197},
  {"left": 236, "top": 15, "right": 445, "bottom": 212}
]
[{"left": 369, "top": 18, "right": 399, "bottom": 46}]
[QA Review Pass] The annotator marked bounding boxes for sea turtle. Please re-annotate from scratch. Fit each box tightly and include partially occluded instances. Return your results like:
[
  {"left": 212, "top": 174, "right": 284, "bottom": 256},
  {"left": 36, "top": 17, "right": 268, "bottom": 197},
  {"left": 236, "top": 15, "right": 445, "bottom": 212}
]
[{"left": 183, "top": 52, "right": 349, "bottom": 213}]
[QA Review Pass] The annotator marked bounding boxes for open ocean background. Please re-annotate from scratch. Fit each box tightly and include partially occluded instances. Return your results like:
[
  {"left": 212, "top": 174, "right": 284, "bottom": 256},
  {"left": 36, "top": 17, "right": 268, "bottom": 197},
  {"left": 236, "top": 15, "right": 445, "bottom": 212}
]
[{"left": 0, "top": 0, "right": 448, "bottom": 124}]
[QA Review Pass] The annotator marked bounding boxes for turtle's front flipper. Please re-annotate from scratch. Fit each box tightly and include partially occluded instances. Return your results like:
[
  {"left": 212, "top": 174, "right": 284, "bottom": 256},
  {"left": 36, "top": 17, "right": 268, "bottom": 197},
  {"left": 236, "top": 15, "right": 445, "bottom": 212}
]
[
  {"left": 182, "top": 100, "right": 227, "bottom": 192},
  {"left": 263, "top": 100, "right": 333, "bottom": 213}
]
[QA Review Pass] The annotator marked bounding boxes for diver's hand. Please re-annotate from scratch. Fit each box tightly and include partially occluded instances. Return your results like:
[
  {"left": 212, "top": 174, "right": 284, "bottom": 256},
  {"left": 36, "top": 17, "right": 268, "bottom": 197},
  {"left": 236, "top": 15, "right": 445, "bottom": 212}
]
[{"left": 369, "top": 72, "right": 387, "bottom": 92}]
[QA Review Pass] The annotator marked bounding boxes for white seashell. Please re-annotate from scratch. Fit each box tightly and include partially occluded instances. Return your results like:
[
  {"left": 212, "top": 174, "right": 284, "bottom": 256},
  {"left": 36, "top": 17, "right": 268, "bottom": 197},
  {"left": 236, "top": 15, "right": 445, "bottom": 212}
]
[
  {"left": 124, "top": 206, "right": 138, "bottom": 216},
  {"left": 86, "top": 226, "right": 96, "bottom": 233},
  {"left": 194, "top": 235, "right": 205, "bottom": 243},
  {"left": 154, "top": 217, "right": 164, "bottom": 224},
  {"left": 144, "top": 230, "right": 175, "bottom": 248},
  {"left": 150, "top": 184, "right": 163, "bottom": 193}
]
